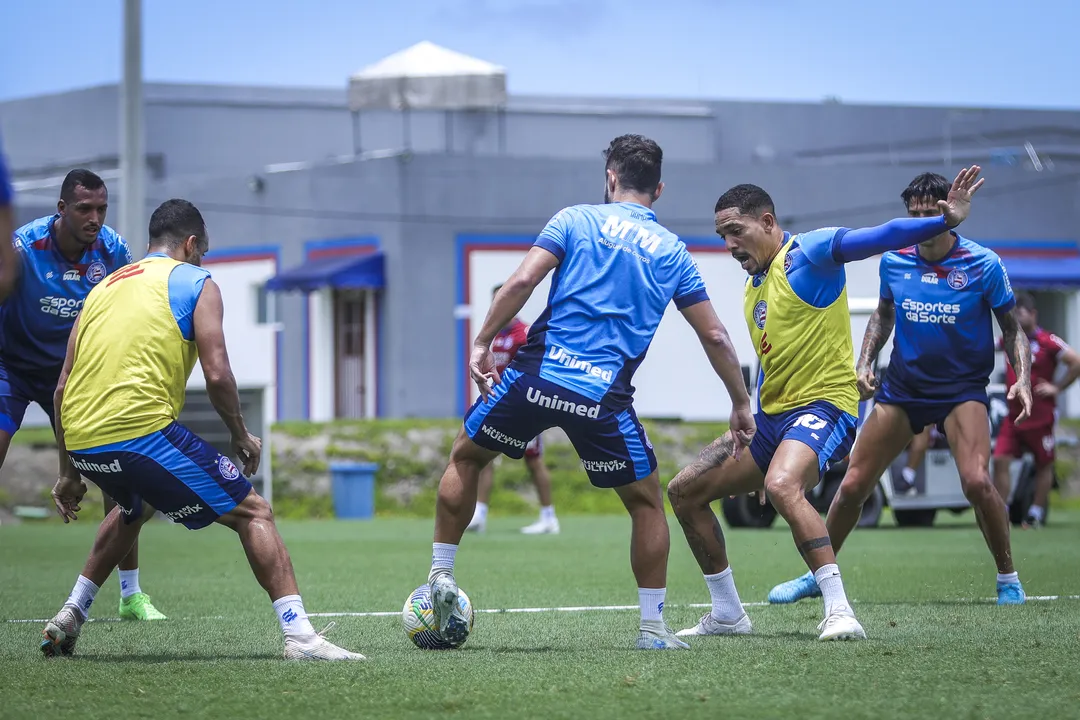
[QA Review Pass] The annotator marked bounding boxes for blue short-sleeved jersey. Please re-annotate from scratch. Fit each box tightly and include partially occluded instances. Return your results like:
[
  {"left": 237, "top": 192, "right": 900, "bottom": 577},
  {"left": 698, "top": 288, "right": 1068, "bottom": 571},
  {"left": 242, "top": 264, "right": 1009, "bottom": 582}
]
[
  {"left": 511, "top": 202, "right": 708, "bottom": 409},
  {"left": 879, "top": 235, "right": 1014, "bottom": 401},
  {"left": 0, "top": 216, "right": 132, "bottom": 375}
]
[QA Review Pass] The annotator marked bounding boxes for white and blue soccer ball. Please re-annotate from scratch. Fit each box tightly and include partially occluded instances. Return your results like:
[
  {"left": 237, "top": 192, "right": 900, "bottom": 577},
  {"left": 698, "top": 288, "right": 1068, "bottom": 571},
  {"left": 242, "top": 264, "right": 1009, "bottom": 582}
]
[{"left": 402, "top": 584, "right": 474, "bottom": 650}]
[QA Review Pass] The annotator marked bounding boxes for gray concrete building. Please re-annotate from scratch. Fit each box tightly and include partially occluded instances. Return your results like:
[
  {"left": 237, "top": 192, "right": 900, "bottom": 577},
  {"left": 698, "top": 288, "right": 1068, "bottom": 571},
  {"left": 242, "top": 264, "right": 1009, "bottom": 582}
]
[{"left": 5, "top": 44, "right": 1080, "bottom": 422}]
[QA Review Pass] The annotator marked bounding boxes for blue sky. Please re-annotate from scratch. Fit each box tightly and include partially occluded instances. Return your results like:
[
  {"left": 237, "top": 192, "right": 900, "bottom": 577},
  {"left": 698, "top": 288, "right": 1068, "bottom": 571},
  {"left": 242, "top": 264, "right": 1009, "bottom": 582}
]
[{"left": 2, "top": 0, "right": 1077, "bottom": 108}]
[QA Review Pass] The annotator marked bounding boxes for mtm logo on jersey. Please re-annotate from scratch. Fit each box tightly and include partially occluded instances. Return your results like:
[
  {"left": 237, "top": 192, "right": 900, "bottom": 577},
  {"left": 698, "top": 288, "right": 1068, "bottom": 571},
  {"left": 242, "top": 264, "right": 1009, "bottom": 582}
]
[
  {"left": 901, "top": 299, "right": 960, "bottom": 325},
  {"left": 526, "top": 387, "right": 601, "bottom": 418},
  {"left": 600, "top": 215, "right": 663, "bottom": 254}
]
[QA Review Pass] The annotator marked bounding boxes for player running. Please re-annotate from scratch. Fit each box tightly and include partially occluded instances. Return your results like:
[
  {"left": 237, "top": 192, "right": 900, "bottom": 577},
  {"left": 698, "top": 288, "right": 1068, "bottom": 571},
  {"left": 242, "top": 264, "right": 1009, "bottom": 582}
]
[
  {"left": 0, "top": 131, "right": 18, "bottom": 301},
  {"left": 769, "top": 171, "right": 1031, "bottom": 607},
  {"left": 466, "top": 284, "right": 559, "bottom": 535},
  {"left": 993, "top": 291, "right": 1080, "bottom": 528},
  {"left": 424, "top": 134, "right": 754, "bottom": 650},
  {"left": 41, "top": 199, "right": 364, "bottom": 661},
  {"left": 1, "top": 169, "right": 166, "bottom": 620},
  {"left": 668, "top": 167, "right": 988, "bottom": 641}
]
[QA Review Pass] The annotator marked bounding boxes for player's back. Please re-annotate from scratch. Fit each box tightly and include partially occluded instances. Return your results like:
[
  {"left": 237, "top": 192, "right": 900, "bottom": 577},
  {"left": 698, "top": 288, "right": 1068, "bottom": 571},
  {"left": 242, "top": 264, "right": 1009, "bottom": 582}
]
[
  {"left": 0, "top": 216, "right": 131, "bottom": 375},
  {"left": 512, "top": 202, "right": 706, "bottom": 408},
  {"left": 62, "top": 255, "right": 209, "bottom": 450}
]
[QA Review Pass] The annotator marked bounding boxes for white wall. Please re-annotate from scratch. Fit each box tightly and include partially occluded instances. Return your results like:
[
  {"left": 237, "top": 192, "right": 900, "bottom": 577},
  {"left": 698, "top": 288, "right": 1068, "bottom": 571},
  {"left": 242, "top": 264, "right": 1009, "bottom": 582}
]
[
  {"left": 466, "top": 248, "right": 888, "bottom": 420},
  {"left": 308, "top": 289, "right": 335, "bottom": 421},
  {"left": 188, "top": 258, "right": 278, "bottom": 393}
]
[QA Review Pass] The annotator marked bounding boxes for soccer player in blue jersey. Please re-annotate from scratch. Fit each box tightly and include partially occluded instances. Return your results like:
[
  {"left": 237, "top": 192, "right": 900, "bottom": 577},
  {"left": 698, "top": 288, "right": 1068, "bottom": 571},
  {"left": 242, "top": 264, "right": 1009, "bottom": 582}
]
[
  {"left": 1, "top": 169, "right": 167, "bottom": 620},
  {"left": 667, "top": 167, "right": 987, "bottom": 641},
  {"left": 422, "top": 134, "right": 755, "bottom": 650},
  {"left": 769, "top": 171, "right": 1031, "bottom": 607},
  {"left": 0, "top": 133, "right": 18, "bottom": 301}
]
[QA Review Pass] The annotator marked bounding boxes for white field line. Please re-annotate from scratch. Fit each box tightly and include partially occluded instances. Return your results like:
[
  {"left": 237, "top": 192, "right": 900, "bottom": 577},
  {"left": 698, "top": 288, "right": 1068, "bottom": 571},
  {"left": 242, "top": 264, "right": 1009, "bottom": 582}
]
[{"left": 6, "top": 595, "right": 1079, "bottom": 625}]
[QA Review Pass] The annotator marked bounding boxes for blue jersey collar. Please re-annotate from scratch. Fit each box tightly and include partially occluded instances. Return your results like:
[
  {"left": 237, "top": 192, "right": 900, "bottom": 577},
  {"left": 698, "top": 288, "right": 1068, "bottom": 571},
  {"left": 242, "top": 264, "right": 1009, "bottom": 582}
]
[{"left": 615, "top": 202, "right": 656, "bottom": 221}]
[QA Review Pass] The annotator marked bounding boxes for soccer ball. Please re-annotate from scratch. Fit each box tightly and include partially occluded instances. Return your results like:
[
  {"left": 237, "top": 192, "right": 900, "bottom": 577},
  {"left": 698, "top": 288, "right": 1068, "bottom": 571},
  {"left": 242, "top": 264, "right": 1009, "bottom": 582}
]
[{"left": 402, "top": 584, "right": 474, "bottom": 650}]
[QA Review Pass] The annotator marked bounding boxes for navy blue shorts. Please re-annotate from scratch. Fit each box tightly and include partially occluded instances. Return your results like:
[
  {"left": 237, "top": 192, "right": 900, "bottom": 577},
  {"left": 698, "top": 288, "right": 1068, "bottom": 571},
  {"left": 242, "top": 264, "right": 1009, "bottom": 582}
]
[
  {"left": 876, "top": 382, "right": 989, "bottom": 435},
  {"left": 464, "top": 368, "right": 656, "bottom": 488},
  {"left": 0, "top": 358, "right": 59, "bottom": 435},
  {"left": 749, "top": 400, "right": 858, "bottom": 478},
  {"left": 68, "top": 421, "right": 253, "bottom": 530}
]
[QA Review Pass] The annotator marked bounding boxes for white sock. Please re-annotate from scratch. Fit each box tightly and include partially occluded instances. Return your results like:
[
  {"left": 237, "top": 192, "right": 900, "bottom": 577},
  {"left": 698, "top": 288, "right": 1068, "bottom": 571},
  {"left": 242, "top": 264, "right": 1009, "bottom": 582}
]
[
  {"left": 540, "top": 505, "right": 556, "bottom": 522},
  {"left": 273, "top": 595, "right": 317, "bottom": 640},
  {"left": 901, "top": 467, "right": 916, "bottom": 484},
  {"left": 638, "top": 587, "right": 666, "bottom": 624},
  {"left": 65, "top": 575, "right": 100, "bottom": 620},
  {"left": 118, "top": 569, "right": 141, "bottom": 599},
  {"left": 430, "top": 542, "right": 458, "bottom": 578},
  {"left": 474, "top": 503, "right": 489, "bottom": 521},
  {"left": 704, "top": 567, "right": 744, "bottom": 622},
  {"left": 814, "top": 563, "right": 850, "bottom": 616},
  {"left": 997, "top": 571, "right": 1019, "bottom": 585},
  {"left": 1028, "top": 505, "right": 1045, "bottom": 521}
]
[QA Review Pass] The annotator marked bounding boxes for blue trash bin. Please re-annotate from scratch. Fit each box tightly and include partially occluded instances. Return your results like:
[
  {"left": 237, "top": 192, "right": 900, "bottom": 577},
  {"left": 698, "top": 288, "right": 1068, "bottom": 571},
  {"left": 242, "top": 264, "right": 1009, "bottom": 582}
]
[{"left": 330, "top": 462, "right": 379, "bottom": 520}]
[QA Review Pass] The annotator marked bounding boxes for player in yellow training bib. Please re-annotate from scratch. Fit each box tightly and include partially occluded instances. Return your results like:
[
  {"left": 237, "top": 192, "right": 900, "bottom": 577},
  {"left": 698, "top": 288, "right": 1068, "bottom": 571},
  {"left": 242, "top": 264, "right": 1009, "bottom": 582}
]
[
  {"left": 40, "top": 199, "right": 365, "bottom": 662},
  {"left": 666, "top": 169, "right": 985, "bottom": 642}
]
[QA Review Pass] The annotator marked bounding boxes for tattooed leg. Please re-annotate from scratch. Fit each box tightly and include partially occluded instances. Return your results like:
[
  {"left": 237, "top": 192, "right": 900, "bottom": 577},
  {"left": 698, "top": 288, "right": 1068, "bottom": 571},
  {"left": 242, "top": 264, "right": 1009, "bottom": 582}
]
[
  {"left": 667, "top": 433, "right": 764, "bottom": 574},
  {"left": 764, "top": 439, "right": 842, "bottom": 572}
]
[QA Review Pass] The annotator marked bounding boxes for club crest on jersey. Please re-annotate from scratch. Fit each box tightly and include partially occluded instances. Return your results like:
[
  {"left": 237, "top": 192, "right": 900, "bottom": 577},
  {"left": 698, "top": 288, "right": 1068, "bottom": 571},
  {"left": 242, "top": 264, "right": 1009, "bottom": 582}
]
[
  {"left": 947, "top": 268, "right": 969, "bottom": 290},
  {"left": 218, "top": 456, "right": 240, "bottom": 480},
  {"left": 86, "top": 261, "right": 107, "bottom": 284},
  {"left": 784, "top": 253, "right": 793, "bottom": 273},
  {"left": 753, "top": 300, "right": 768, "bottom": 329}
]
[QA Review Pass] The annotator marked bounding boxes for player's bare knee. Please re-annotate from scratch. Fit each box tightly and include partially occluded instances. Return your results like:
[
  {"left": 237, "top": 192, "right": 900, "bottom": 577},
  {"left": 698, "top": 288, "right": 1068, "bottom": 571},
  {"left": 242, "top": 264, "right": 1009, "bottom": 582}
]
[
  {"left": 837, "top": 469, "right": 874, "bottom": 505},
  {"left": 960, "top": 472, "right": 996, "bottom": 504},
  {"left": 666, "top": 474, "right": 704, "bottom": 516},
  {"left": 764, "top": 472, "right": 803, "bottom": 506}
]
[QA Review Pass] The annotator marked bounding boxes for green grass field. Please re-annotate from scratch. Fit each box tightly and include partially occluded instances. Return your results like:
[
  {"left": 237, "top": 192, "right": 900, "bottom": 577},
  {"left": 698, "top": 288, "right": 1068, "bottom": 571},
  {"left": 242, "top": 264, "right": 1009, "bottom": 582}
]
[{"left": 2, "top": 511, "right": 1079, "bottom": 720}]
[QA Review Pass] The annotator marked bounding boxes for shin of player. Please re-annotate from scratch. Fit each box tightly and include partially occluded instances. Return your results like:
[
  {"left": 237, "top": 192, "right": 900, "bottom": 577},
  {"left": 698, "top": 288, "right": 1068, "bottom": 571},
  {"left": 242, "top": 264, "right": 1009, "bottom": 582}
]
[
  {"left": 42, "top": 200, "right": 364, "bottom": 661},
  {"left": 771, "top": 170, "right": 1031, "bottom": 607},
  {"left": 673, "top": 167, "right": 991, "bottom": 639},
  {"left": 425, "top": 134, "right": 753, "bottom": 650}
]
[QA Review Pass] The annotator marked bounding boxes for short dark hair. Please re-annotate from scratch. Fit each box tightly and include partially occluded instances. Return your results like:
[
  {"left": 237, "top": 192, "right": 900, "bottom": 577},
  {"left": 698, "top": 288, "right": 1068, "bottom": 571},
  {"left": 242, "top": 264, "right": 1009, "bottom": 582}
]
[
  {"left": 1014, "top": 291, "right": 1036, "bottom": 311},
  {"left": 901, "top": 172, "right": 950, "bottom": 208},
  {"left": 714, "top": 184, "right": 776, "bottom": 217},
  {"left": 148, "top": 199, "right": 207, "bottom": 249},
  {"left": 603, "top": 134, "right": 663, "bottom": 194},
  {"left": 60, "top": 169, "right": 106, "bottom": 202}
]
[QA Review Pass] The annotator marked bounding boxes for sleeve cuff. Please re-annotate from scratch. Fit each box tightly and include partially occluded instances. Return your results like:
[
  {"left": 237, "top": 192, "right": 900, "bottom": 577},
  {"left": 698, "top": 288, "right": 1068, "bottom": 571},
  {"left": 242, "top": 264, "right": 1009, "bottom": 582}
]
[
  {"left": 994, "top": 297, "right": 1016, "bottom": 314},
  {"left": 674, "top": 288, "right": 709, "bottom": 310},
  {"left": 534, "top": 236, "right": 565, "bottom": 262},
  {"left": 830, "top": 228, "right": 850, "bottom": 264}
]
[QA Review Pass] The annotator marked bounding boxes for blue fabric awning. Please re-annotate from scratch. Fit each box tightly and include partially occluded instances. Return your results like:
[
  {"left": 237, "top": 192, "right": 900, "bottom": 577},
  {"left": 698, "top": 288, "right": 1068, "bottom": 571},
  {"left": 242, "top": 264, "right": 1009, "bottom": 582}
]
[
  {"left": 265, "top": 252, "right": 384, "bottom": 293},
  {"left": 1001, "top": 256, "right": 1080, "bottom": 289}
]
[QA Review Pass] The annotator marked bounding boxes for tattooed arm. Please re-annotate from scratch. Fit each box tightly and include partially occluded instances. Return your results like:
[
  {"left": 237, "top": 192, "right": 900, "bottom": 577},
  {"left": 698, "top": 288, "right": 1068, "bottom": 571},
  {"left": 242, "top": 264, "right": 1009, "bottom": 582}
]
[
  {"left": 995, "top": 306, "right": 1033, "bottom": 424},
  {"left": 856, "top": 297, "right": 896, "bottom": 400}
]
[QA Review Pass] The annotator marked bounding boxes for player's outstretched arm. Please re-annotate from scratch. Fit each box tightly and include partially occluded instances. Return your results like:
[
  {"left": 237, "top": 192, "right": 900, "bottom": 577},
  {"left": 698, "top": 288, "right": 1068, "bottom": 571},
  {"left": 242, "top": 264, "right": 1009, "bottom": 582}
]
[
  {"left": 193, "top": 278, "right": 261, "bottom": 476},
  {"left": 856, "top": 297, "right": 896, "bottom": 400},
  {"left": 470, "top": 247, "right": 560, "bottom": 396},
  {"left": 679, "top": 300, "right": 755, "bottom": 451},
  {"left": 805, "top": 167, "right": 986, "bottom": 267},
  {"left": 996, "top": 307, "right": 1033, "bottom": 424},
  {"left": 51, "top": 316, "right": 87, "bottom": 522}
]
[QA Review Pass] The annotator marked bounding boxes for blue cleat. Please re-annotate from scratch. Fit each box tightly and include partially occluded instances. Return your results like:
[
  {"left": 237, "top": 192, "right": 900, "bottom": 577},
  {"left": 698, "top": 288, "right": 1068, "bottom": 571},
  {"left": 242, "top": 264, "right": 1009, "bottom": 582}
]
[
  {"left": 997, "top": 581, "right": 1026, "bottom": 605},
  {"left": 768, "top": 571, "right": 822, "bottom": 604}
]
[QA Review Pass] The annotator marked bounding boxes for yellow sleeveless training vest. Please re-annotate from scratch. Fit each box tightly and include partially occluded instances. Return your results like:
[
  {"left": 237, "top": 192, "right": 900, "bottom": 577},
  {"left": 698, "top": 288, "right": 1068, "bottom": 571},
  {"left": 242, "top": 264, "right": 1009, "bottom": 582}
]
[
  {"left": 743, "top": 238, "right": 859, "bottom": 417},
  {"left": 62, "top": 256, "right": 200, "bottom": 450}
]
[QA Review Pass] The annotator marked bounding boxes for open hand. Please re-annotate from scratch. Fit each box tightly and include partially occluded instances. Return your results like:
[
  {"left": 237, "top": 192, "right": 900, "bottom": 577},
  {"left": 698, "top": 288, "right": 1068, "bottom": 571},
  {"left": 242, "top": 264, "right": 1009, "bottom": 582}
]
[
  {"left": 1008, "top": 382, "right": 1033, "bottom": 426},
  {"left": 469, "top": 342, "right": 500, "bottom": 401},
  {"left": 939, "top": 165, "right": 986, "bottom": 228},
  {"left": 51, "top": 475, "right": 87, "bottom": 523}
]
